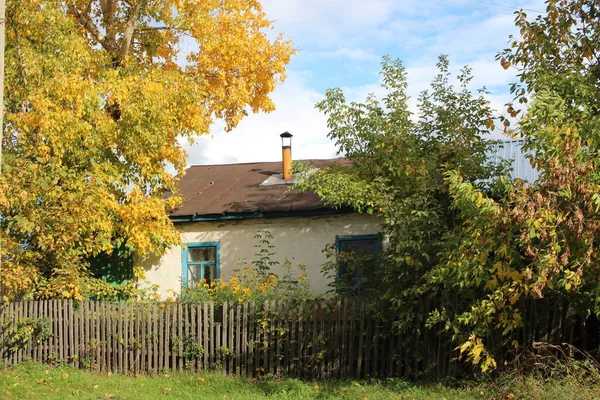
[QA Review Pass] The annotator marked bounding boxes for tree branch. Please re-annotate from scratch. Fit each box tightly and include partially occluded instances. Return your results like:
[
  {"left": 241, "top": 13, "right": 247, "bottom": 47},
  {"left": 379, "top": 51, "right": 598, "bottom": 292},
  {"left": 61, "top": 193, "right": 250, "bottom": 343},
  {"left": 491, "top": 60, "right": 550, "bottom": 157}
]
[
  {"left": 115, "top": 0, "right": 146, "bottom": 66},
  {"left": 67, "top": 5, "right": 116, "bottom": 53},
  {"left": 13, "top": 29, "right": 28, "bottom": 88},
  {"left": 99, "top": 0, "right": 117, "bottom": 45},
  {"left": 135, "top": 26, "right": 177, "bottom": 31}
]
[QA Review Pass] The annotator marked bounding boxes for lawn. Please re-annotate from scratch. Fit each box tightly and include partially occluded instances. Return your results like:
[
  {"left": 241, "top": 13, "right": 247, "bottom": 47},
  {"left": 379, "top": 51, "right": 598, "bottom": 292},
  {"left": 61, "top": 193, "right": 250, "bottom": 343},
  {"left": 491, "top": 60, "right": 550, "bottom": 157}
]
[
  {"left": 0, "top": 363, "right": 474, "bottom": 400},
  {"left": 0, "top": 362, "right": 599, "bottom": 400}
]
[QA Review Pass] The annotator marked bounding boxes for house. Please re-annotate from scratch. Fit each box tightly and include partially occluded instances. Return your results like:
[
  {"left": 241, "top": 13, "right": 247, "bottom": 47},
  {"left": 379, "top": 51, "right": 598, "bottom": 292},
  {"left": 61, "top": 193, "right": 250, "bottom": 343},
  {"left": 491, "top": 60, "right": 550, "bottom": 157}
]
[
  {"left": 141, "top": 133, "right": 383, "bottom": 295},
  {"left": 141, "top": 135, "right": 537, "bottom": 297}
]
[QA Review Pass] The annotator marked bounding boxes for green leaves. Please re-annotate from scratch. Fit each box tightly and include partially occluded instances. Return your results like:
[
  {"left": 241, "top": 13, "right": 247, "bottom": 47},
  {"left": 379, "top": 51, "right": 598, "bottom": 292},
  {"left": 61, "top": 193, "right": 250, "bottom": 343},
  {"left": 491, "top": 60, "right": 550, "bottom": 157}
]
[
  {"left": 297, "top": 55, "right": 501, "bottom": 342},
  {"left": 437, "top": 0, "right": 600, "bottom": 369},
  {"left": 301, "top": 3, "right": 600, "bottom": 368}
]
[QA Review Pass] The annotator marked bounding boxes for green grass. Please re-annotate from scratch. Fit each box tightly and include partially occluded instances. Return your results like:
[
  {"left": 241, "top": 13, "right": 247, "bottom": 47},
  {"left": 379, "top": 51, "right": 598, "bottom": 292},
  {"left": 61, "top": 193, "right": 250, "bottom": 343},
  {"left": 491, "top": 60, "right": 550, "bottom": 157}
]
[
  {"left": 482, "top": 372, "right": 600, "bottom": 400},
  {"left": 0, "top": 362, "right": 599, "bottom": 400},
  {"left": 0, "top": 363, "right": 475, "bottom": 400}
]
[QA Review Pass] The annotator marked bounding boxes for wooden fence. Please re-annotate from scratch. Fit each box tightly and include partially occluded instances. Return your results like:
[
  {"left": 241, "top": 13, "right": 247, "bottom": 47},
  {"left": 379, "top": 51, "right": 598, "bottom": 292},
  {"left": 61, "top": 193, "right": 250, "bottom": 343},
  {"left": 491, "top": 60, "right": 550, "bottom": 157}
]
[
  {"left": 0, "top": 299, "right": 459, "bottom": 378},
  {"left": 0, "top": 299, "right": 597, "bottom": 378}
]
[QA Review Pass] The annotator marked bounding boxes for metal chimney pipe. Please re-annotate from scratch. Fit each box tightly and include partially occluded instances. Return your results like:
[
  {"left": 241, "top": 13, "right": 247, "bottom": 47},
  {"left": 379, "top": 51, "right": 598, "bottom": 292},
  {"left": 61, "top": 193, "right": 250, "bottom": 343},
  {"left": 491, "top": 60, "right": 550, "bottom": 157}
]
[{"left": 280, "top": 131, "right": 293, "bottom": 180}]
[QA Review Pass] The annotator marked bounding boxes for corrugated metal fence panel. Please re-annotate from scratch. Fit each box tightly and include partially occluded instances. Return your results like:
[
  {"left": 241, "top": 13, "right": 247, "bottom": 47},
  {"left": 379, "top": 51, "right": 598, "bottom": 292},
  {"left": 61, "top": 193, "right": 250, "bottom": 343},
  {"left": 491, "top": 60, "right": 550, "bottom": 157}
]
[{"left": 488, "top": 140, "right": 540, "bottom": 183}]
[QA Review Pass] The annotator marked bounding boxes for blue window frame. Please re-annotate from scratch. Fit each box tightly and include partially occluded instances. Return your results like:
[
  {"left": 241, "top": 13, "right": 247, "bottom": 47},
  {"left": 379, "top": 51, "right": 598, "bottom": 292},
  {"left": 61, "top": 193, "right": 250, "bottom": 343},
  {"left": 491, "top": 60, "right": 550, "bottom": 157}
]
[
  {"left": 181, "top": 242, "right": 220, "bottom": 288},
  {"left": 335, "top": 234, "right": 382, "bottom": 294}
]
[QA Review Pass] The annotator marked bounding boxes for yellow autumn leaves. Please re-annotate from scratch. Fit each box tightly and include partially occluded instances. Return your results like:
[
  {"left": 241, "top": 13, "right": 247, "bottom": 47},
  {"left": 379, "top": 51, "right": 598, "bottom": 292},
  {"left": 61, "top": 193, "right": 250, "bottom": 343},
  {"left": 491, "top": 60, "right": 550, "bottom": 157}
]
[
  {"left": 1, "top": 0, "right": 294, "bottom": 300},
  {"left": 180, "top": 268, "right": 310, "bottom": 304}
]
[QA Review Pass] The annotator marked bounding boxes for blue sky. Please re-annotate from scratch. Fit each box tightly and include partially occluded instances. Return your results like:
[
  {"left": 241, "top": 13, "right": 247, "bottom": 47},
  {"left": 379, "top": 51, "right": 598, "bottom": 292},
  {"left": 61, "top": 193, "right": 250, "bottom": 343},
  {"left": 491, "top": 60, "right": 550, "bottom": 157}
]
[{"left": 186, "top": 0, "right": 547, "bottom": 166}]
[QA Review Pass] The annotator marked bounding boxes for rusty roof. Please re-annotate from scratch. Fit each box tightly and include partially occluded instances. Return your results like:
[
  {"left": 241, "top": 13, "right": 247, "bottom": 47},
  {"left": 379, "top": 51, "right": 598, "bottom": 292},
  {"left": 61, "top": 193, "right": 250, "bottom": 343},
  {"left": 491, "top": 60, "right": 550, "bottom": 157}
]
[{"left": 170, "top": 158, "right": 350, "bottom": 218}]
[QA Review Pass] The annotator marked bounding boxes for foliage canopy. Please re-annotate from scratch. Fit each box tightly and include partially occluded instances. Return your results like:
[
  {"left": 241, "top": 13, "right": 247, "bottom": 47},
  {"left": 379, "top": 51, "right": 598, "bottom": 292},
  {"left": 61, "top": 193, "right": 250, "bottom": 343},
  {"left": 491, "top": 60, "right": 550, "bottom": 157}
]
[
  {"left": 299, "top": 0, "right": 600, "bottom": 371},
  {"left": 443, "top": 0, "right": 600, "bottom": 367},
  {"left": 296, "top": 54, "right": 502, "bottom": 321},
  {"left": 0, "top": 0, "right": 294, "bottom": 300}
]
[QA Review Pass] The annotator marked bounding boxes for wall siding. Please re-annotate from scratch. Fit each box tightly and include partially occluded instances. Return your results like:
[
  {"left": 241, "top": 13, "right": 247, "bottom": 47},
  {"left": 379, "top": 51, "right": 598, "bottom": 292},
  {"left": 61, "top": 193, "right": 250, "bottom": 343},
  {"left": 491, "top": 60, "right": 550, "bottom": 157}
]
[{"left": 141, "top": 213, "right": 383, "bottom": 296}]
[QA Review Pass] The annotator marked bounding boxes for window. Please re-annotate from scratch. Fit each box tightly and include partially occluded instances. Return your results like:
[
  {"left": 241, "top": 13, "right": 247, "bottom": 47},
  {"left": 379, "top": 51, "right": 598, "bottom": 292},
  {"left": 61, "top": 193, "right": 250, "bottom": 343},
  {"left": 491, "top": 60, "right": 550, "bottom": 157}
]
[
  {"left": 182, "top": 242, "right": 220, "bottom": 288},
  {"left": 336, "top": 235, "right": 382, "bottom": 294},
  {"left": 89, "top": 243, "right": 134, "bottom": 284}
]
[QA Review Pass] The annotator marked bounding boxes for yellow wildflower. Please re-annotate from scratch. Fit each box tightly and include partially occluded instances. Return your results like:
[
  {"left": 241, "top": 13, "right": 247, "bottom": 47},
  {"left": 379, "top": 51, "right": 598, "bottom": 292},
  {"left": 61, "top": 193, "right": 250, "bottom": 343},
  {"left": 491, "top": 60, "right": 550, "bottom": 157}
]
[{"left": 242, "top": 288, "right": 252, "bottom": 296}]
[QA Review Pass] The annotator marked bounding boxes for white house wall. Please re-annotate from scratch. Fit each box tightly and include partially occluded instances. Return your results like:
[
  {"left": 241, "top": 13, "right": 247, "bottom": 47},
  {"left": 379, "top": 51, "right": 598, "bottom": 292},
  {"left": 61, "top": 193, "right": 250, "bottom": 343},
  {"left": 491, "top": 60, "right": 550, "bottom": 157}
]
[{"left": 141, "top": 213, "right": 382, "bottom": 297}]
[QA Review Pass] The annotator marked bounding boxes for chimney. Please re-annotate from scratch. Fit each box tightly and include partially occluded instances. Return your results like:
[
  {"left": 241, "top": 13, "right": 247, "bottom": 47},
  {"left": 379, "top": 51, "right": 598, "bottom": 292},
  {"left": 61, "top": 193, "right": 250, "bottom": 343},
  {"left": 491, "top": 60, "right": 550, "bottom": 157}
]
[{"left": 280, "top": 131, "right": 293, "bottom": 180}]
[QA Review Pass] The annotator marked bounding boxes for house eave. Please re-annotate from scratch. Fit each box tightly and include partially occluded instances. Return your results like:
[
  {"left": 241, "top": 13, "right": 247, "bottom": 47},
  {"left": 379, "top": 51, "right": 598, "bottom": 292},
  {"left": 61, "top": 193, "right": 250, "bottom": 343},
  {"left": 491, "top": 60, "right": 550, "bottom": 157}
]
[{"left": 170, "top": 207, "right": 355, "bottom": 223}]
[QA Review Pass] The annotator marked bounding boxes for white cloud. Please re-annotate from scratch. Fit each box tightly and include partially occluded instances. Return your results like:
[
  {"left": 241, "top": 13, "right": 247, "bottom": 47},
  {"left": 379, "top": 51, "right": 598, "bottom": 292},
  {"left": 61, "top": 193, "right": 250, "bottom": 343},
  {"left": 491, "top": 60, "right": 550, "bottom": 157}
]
[
  {"left": 324, "top": 48, "right": 379, "bottom": 61},
  {"left": 183, "top": 57, "right": 516, "bottom": 167},
  {"left": 184, "top": 72, "right": 336, "bottom": 166},
  {"left": 260, "top": 0, "right": 404, "bottom": 47}
]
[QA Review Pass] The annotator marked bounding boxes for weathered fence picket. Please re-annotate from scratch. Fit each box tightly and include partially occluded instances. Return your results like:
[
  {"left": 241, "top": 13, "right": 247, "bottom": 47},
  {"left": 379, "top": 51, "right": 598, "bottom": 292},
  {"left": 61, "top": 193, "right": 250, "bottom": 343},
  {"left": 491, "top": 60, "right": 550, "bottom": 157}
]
[{"left": 0, "top": 298, "right": 598, "bottom": 378}]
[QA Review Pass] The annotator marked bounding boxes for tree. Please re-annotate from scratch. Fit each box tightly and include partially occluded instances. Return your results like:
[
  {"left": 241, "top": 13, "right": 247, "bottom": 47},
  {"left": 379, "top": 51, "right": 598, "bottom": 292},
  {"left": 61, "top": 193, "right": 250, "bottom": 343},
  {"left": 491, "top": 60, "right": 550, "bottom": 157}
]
[
  {"left": 296, "top": 55, "right": 502, "bottom": 331},
  {"left": 0, "top": 0, "right": 294, "bottom": 300},
  {"left": 441, "top": 0, "right": 600, "bottom": 368},
  {"left": 301, "top": 0, "right": 600, "bottom": 372}
]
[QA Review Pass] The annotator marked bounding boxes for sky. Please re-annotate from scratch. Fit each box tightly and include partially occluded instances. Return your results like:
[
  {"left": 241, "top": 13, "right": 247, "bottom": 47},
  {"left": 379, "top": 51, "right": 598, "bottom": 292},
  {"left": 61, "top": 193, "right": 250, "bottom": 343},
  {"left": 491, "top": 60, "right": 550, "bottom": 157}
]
[{"left": 185, "top": 0, "right": 548, "bottom": 167}]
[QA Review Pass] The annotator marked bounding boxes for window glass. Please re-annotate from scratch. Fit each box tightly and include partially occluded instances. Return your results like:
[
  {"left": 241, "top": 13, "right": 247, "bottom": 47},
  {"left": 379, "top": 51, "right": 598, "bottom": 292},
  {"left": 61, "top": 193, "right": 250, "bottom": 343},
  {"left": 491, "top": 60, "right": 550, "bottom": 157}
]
[
  {"left": 188, "top": 246, "right": 216, "bottom": 263},
  {"left": 338, "top": 239, "right": 378, "bottom": 254},
  {"left": 188, "top": 264, "right": 201, "bottom": 283},
  {"left": 336, "top": 235, "right": 381, "bottom": 295},
  {"left": 203, "top": 264, "right": 217, "bottom": 284}
]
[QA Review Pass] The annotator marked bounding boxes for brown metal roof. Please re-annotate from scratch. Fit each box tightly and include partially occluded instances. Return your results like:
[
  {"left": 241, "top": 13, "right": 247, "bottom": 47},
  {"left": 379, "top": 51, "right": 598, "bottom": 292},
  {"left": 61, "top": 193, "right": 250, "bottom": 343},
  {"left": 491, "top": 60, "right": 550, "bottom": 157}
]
[{"left": 170, "top": 158, "right": 350, "bottom": 218}]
